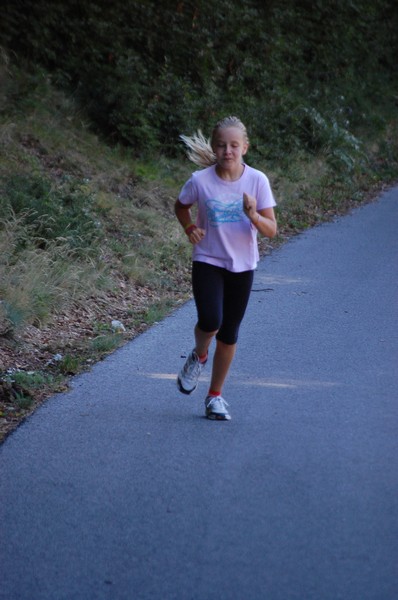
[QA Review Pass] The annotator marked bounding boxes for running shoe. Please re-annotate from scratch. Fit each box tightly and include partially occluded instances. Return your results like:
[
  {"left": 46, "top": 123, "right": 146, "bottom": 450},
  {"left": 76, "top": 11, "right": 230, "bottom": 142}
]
[
  {"left": 177, "top": 350, "right": 206, "bottom": 394},
  {"left": 205, "top": 395, "right": 231, "bottom": 421}
]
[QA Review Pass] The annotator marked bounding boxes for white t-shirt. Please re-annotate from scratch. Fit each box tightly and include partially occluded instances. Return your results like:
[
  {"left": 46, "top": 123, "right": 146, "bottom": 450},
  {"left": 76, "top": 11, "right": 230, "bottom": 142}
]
[{"left": 178, "top": 163, "right": 276, "bottom": 272}]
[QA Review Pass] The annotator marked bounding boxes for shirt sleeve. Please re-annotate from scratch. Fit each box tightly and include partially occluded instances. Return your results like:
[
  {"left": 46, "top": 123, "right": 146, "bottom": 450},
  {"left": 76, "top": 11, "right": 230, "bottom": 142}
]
[
  {"left": 256, "top": 173, "right": 277, "bottom": 211},
  {"left": 178, "top": 176, "right": 197, "bottom": 206}
]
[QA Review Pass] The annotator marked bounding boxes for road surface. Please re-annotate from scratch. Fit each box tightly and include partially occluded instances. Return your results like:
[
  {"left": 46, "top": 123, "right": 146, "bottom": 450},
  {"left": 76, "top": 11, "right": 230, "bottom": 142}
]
[{"left": 1, "top": 186, "right": 397, "bottom": 599}]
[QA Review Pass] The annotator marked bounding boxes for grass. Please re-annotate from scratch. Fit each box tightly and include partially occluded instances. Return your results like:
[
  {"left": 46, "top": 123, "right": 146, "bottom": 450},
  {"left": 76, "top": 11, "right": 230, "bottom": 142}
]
[
  {"left": 0, "top": 214, "right": 106, "bottom": 327},
  {"left": 1, "top": 64, "right": 398, "bottom": 441}
]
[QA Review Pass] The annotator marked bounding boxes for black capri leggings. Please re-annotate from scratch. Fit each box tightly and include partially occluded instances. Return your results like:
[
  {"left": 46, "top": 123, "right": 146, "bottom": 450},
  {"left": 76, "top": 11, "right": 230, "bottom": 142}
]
[{"left": 192, "top": 261, "right": 254, "bottom": 345}]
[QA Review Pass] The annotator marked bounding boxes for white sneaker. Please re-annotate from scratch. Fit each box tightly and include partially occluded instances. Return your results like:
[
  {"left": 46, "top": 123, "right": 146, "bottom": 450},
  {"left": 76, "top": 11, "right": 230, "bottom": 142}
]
[
  {"left": 177, "top": 350, "right": 206, "bottom": 395},
  {"left": 205, "top": 395, "right": 231, "bottom": 421}
]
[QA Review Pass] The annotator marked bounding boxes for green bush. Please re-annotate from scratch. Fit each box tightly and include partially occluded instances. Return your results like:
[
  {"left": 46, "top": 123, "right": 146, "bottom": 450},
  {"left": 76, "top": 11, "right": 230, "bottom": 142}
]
[
  {"left": 2, "top": 0, "right": 397, "bottom": 163},
  {"left": 0, "top": 174, "right": 102, "bottom": 254}
]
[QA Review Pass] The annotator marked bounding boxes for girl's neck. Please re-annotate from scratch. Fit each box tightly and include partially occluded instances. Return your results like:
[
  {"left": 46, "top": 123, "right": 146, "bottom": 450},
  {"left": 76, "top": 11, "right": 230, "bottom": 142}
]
[{"left": 215, "top": 163, "right": 245, "bottom": 182}]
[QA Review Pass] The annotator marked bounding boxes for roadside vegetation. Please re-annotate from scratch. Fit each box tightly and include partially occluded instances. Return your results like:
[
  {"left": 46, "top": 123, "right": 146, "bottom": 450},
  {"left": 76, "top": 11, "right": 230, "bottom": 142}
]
[{"left": 0, "top": 0, "right": 397, "bottom": 440}]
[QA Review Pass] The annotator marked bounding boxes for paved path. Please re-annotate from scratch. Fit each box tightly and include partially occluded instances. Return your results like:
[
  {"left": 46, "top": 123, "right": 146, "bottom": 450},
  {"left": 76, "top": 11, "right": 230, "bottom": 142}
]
[{"left": 1, "top": 187, "right": 397, "bottom": 600}]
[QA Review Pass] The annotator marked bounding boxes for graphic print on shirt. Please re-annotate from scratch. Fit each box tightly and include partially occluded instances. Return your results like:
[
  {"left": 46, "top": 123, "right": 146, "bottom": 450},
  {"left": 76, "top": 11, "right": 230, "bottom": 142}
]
[{"left": 206, "top": 193, "right": 244, "bottom": 227}]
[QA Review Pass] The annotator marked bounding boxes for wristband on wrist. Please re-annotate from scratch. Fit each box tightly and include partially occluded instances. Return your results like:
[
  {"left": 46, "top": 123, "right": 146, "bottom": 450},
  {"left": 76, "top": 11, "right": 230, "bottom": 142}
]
[{"left": 184, "top": 223, "right": 197, "bottom": 236}]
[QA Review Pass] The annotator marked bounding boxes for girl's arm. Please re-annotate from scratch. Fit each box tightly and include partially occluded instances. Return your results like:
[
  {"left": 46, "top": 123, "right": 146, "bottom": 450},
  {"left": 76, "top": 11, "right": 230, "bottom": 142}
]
[
  {"left": 174, "top": 199, "right": 205, "bottom": 244},
  {"left": 252, "top": 207, "right": 277, "bottom": 238},
  {"left": 243, "top": 193, "right": 277, "bottom": 238}
]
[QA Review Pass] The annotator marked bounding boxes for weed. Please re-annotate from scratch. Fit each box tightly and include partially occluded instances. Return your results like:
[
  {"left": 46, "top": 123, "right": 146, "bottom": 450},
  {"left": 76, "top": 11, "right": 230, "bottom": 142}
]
[
  {"left": 57, "top": 355, "right": 82, "bottom": 375},
  {"left": 15, "top": 392, "right": 33, "bottom": 410},
  {"left": 92, "top": 321, "right": 112, "bottom": 334},
  {"left": 90, "top": 334, "right": 122, "bottom": 354},
  {"left": 135, "top": 299, "right": 176, "bottom": 327},
  {"left": 1, "top": 370, "right": 63, "bottom": 413},
  {"left": 11, "top": 370, "right": 50, "bottom": 388}
]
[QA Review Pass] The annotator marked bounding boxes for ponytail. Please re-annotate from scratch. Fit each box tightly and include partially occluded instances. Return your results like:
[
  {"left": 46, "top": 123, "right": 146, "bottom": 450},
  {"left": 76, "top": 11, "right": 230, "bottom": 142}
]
[{"left": 179, "top": 130, "right": 216, "bottom": 168}]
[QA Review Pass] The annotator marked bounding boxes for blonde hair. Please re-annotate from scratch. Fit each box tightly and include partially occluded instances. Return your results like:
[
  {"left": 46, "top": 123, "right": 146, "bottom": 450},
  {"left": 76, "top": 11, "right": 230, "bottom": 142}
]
[
  {"left": 179, "top": 130, "right": 216, "bottom": 168},
  {"left": 180, "top": 116, "right": 249, "bottom": 168}
]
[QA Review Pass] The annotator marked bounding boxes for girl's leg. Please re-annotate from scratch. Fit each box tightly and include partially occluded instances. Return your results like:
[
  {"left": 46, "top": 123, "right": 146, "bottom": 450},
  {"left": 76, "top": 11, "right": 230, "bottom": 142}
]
[
  {"left": 209, "top": 340, "right": 236, "bottom": 393},
  {"left": 209, "top": 269, "right": 254, "bottom": 394},
  {"left": 177, "top": 262, "right": 224, "bottom": 395},
  {"left": 194, "top": 324, "right": 217, "bottom": 359},
  {"left": 192, "top": 261, "right": 224, "bottom": 358},
  {"left": 205, "top": 340, "right": 236, "bottom": 420}
]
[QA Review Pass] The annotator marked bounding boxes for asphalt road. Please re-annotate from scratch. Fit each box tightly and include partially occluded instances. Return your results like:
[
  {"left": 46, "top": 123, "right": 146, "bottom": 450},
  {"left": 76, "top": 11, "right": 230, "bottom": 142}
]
[{"left": 1, "top": 187, "right": 397, "bottom": 600}]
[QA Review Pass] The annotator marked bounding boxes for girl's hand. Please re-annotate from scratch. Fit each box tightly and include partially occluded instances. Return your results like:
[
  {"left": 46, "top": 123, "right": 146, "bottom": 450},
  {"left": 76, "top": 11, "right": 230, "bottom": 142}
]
[
  {"left": 188, "top": 227, "right": 205, "bottom": 245},
  {"left": 243, "top": 192, "right": 257, "bottom": 220}
]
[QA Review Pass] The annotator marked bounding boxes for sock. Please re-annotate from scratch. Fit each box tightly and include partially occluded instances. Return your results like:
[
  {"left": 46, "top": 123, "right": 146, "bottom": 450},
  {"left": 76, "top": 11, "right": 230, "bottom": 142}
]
[
  {"left": 208, "top": 389, "right": 221, "bottom": 397},
  {"left": 198, "top": 352, "right": 208, "bottom": 363}
]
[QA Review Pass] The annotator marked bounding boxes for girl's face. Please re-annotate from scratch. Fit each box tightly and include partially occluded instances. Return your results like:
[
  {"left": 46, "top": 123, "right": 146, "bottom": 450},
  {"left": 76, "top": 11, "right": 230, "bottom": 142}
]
[{"left": 212, "top": 127, "right": 249, "bottom": 176}]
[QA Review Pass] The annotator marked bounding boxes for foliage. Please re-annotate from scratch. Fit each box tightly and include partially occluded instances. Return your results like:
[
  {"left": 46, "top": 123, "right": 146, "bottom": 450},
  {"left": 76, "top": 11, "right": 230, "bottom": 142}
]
[
  {"left": 1, "top": 0, "right": 397, "bottom": 159},
  {"left": 0, "top": 212, "right": 104, "bottom": 328},
  {"left": 0, "top": 173, "right": 102, "bottom": 254}
]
